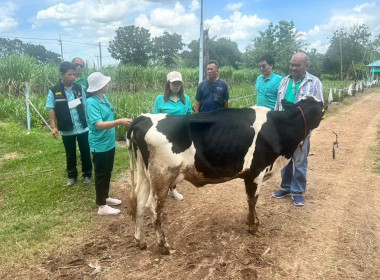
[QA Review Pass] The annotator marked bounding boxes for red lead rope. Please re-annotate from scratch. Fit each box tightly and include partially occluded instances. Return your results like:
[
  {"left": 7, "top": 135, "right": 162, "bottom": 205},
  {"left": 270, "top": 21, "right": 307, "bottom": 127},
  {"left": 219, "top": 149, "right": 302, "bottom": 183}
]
[{"left": 297, "top": 106, "right": 307, "bottom": 151}]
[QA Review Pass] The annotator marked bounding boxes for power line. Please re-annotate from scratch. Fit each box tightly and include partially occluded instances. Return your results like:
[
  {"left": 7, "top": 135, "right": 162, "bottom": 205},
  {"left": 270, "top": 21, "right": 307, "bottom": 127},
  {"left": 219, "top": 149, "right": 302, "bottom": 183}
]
[{"left": 0, "top": 34, "right": 99, "bottom": 46}]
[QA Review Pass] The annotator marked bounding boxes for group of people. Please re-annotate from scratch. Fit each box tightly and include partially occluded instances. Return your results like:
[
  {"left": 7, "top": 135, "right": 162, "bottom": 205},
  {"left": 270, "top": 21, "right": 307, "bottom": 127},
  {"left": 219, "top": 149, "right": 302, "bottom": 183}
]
[
  {"left": 46, "top": 51, "right": 322, "bottom": 217},
  {"left": 255, "top": 52, "right": 323, "bottom": 206}
]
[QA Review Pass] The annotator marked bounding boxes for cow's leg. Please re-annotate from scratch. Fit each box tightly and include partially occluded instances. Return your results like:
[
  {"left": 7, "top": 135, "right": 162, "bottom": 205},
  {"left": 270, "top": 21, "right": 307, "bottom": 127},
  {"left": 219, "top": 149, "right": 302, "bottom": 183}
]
[
  {"left": 149, "top": 176, "right": 171, "bottom": 255},
  {"left": 133, "top": 152, "right": 151, "bottom": 250},
  {"left": 244, "top": 177, "right": 260, "bottom": 234}
]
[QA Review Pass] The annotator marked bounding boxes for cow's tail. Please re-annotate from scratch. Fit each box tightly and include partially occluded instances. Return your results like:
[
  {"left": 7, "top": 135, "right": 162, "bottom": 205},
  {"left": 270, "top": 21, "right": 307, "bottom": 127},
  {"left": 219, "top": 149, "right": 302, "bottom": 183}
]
[{"left": 126, "top": 131, "right": 137, "bottom": 220}]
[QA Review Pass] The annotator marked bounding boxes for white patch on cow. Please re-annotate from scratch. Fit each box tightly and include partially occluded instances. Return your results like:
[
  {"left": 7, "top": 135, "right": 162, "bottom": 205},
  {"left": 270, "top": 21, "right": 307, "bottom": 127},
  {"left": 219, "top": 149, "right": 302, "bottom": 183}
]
[
  {"left": 253, "top": 155, "right": 290, "bottom": 196},
  {"left": 242, "top": 107, "right": 270, "bottom": 171}
]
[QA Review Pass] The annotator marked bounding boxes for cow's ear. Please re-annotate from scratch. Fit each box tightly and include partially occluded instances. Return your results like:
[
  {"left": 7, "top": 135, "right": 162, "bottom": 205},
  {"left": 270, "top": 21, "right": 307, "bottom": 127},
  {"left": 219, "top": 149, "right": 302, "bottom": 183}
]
[{"left": 281, "top": 99, "right": 296, "bottom": 110}]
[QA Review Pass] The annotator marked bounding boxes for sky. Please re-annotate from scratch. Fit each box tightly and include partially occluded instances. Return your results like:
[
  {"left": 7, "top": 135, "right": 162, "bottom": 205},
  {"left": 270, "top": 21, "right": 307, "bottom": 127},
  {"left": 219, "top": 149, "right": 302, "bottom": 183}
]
[{"left": 1, "top": 0, "right": 380, "bottom": 66}]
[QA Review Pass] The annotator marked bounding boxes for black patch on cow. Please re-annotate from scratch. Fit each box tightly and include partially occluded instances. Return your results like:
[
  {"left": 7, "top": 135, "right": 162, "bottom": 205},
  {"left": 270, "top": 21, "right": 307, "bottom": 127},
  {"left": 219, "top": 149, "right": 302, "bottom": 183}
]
[
  {"left": 156, "top": 115, "right": 192, "bottom": 153},
  {"left": 128, "top": 115, "right": 153, "bottom": 169},
  {"left": 189, "top": 108, "right": 256, "bottom": 178}
]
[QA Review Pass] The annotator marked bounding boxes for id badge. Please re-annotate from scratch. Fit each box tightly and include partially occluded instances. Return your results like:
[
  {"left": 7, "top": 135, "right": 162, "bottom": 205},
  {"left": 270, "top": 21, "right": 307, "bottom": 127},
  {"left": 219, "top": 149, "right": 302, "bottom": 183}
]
[{"left": 68, "top": 98, "right": 81, "bottom": 109}]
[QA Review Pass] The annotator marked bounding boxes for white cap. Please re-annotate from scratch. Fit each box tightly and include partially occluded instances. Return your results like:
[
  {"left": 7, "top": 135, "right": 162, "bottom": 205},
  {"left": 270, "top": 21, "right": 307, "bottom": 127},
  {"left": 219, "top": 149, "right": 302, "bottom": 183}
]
[
  {"left": 87, "top": 72, "right": 111, "bottom": 92},
  {"left": 167, "top": 71, "right": 182, "bottom": 82}
]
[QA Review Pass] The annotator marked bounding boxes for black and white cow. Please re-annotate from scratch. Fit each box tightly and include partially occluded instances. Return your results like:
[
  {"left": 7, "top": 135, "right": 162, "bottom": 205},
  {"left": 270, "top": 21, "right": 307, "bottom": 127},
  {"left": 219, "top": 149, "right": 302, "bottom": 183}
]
[{"left": 127, "top": 96, "right": 326, "bottom": 254}]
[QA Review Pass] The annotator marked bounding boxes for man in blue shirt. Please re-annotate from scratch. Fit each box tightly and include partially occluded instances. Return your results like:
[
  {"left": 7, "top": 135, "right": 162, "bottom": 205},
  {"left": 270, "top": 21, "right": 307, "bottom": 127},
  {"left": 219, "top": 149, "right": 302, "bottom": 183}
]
[
  {"left": 46, "top": 62, "right": 92, "bottom": 187},
  {"left": 255, "top": 55, "right": 282, "bottom": 110},
  {"left": 195, "top": 60, "right": 229, "bottom": 113}
]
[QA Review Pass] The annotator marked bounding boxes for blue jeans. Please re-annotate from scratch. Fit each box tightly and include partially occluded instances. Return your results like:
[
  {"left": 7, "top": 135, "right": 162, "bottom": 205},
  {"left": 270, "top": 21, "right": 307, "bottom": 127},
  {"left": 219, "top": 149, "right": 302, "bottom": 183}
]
[{"left": 280, "top": 135, "right": 310, "bottom": 195}]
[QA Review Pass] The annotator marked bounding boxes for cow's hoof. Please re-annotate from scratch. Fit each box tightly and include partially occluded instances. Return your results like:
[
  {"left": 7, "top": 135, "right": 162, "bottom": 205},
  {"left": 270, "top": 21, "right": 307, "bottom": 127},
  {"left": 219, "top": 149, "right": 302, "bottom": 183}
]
[
  {"left": 247, "top": 225, "right": 258, "bottom": 234},
  {"left": 135, "top": 238, "right": 147, "bottom": 250},
  {"left": 158, "top": 245, "right": 170, "bottom": 255}
]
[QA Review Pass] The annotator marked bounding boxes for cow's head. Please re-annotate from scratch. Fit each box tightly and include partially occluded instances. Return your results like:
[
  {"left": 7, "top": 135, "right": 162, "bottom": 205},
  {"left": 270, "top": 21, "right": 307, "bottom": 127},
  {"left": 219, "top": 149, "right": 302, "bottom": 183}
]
[{"left": 282, "top": 96, "right": 327, "bottom": 132}]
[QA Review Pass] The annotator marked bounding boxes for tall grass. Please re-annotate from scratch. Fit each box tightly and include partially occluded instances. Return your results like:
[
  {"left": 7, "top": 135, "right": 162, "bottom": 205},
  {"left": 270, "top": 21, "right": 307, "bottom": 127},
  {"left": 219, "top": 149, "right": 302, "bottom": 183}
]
[{"left": 0, "top": 55, "right": 260, "bottom": 96}]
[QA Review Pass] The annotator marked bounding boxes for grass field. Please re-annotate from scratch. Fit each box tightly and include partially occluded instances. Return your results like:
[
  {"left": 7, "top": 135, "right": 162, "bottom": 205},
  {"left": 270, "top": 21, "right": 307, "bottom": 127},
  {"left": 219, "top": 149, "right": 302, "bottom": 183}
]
[{"left": 0, "top": 122, "right": 130, "bottom": 271}]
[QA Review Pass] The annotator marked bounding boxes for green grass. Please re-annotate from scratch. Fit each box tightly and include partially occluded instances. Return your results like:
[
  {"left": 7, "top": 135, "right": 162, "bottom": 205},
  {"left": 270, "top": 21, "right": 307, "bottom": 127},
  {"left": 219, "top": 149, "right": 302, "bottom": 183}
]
[{"left": 0, "top": 122, "right": 128, "bottom": 270}]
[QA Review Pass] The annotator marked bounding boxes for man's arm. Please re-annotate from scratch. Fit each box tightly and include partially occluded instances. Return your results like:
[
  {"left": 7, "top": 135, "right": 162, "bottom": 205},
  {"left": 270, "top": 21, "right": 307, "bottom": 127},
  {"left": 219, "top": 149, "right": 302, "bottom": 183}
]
[
  {"left": 195, "top": 101, "right": 201, "bottom": 113},
  {"left": 224, "top": 100, "right": 229, "bottom": 108},
  {"left": 49, "top": 110, "right": 59, "bottom": 139}
]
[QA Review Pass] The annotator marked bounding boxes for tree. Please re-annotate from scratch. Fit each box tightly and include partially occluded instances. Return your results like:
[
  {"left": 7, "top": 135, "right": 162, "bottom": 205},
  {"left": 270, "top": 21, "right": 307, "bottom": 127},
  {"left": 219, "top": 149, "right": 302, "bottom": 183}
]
[
  {"left": 305, "top": 49, "right": 324, "bottom": 78},
  {"left": 243, "top": 20, "right": 306, "bottom": 74},
  {"left": 180, "top": 37, "right": 242, "bottom": 69},
  {"left": 0, "top": 38, "right": 60, "bottom": 64},
  {"left": 152, "top": 32, "right": 184, "bottom": 67},
  {"left": 323, "top": 24, "right": 372, "bottom": 80},
  {"left": 180, "top": 39, "right": 199, "bottom": 68},
  {"left": 209, "top": 38, "right": 241, "bottom": 69},
  {"left": 108, "top": 25, "right": 153, "bottom": 66}
]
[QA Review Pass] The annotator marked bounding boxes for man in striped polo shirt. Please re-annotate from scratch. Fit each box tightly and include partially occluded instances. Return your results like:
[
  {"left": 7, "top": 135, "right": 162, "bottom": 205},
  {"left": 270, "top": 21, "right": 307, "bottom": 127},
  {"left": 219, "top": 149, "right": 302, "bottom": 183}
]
[{"left": 272, "top": 52, "right": 324, "bottom": 206}]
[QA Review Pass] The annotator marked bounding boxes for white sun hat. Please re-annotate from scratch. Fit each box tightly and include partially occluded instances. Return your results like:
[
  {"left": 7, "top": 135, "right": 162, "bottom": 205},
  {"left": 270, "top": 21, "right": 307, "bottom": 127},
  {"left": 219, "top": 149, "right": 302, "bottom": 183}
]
[
  {"left": 87, "top": 72, "right": 111, "bottom": 92},
  {"left": 167, "top": 71, "right": 182, "bottom": 82}
]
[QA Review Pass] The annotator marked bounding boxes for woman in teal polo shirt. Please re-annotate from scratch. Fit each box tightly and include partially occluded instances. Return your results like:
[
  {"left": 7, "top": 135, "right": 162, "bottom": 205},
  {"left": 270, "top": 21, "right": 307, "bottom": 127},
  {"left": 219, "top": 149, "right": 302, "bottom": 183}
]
[
  {"left": 86, "top": 72, "right": 132, "bottom": 215},
  {"left": 153, "top": 71, "right": 192, "bottom": 201}
]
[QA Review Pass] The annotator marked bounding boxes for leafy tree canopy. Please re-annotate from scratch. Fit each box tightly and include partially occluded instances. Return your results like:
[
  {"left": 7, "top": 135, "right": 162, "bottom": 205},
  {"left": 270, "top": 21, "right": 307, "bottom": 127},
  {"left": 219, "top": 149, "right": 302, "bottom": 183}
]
[
  {"left": 153, "top": 32, "right": 184, "bottom": 67},
  {"left": 0, "top": 38, "right": 61, "bottom": 64},
  {"left": 108, "top": 25, "right": 153, "bottom": 66},
  {"left": 323, "top": 24, "right": 372, "bottom": 79},
  {"left": 180, "top": 37, "right": 242, "bottom": 69},
  {"left": 243, "top": 20, "right": 306, "bottom": 74}
]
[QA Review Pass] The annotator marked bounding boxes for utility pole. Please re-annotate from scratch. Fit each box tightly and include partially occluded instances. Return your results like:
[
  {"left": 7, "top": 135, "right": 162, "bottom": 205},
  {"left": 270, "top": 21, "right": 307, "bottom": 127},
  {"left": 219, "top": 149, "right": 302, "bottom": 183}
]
[
  {"left": 339, "top": 36, "right": 343, "bottom": 80},
  {"left": 198, "top": 0, "right": 204, "bottom": 84},
  {"left": 58, "top": 34, "right": 63, "bottom": 61},
  {"left": 99, "top": 42, "right": 102, "bottom": 70}
]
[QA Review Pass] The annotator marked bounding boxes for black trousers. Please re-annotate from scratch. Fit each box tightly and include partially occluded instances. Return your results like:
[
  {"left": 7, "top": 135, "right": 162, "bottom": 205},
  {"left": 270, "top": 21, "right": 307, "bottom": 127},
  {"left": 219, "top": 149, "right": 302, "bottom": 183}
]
[
  {"left": 61, "top": 131, "right": 92, "bottom": 179},
  {"left": 93, "top": 147, "right": 115, "bottom": 206}
]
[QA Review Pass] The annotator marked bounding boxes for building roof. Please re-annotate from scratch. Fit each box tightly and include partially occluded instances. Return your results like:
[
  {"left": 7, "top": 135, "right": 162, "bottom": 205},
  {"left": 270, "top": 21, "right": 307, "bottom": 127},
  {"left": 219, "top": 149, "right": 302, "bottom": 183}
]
[{"left": 367, "top": 59, "right": 380, "bottom": 67}]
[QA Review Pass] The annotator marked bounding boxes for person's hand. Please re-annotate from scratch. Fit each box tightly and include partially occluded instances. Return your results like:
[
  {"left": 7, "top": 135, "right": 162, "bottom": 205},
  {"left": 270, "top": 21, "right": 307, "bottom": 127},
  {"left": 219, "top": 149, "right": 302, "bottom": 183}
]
[
  {"left": 51, "top": 128, "right": 59, "bottom": 139},
  {"left": 118, "top": 118, "right": 132, "bottom": 127}
]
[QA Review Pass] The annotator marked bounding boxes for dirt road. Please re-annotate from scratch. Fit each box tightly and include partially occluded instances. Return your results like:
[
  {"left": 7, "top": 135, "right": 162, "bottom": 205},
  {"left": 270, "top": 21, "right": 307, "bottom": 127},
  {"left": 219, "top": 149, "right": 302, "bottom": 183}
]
[{"left": 21, "top": 90, "right": 380, "bottom": 279}]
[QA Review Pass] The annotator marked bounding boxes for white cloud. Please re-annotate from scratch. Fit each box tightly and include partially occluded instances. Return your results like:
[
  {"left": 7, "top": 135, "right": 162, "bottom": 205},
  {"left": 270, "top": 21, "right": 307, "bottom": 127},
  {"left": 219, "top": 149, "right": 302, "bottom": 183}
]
[
  {"left": 0, "top": 17, "right": 18, "bottom": 32},
  {"left": 135, "top": 2, "right": 198, "bottom": 42},
  {"left": 0, "top": 2, "right": 18, "bottom": 32},
  {"left": 35, "top": 0, "right": 150, "bottom": 30},
  {"left": 305, "top": 2, "right": 380, "bottom": 53},
  {"left": 353, "top": 2, "right": 376, "bottom": 12},
  {"left": 225, "top": 2, "right": 243, "bottom": 11},
  {"left": 189, "top": 0, "right": 200, "bottom": 12},
  {"left": 205, "top": 11, "right": 269, "bottom": 48}
]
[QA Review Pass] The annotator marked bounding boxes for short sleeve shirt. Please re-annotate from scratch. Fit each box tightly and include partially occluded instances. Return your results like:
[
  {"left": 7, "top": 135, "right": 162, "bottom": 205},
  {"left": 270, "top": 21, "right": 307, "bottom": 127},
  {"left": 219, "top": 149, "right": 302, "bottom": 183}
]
[
  {"left": 85, "top": 94, "right": 115, "bottom": 152},
  {"left": 255, "top": 73, "right": 282, "bottom": 110},
  {"left": 74, "top": 75, "right": 89, "bottom": 93},
  {"left": 196, "top": 79, "right": 229, "bottom": 112},
  {"left": 45, "top": 84, "right": 88, "bottom": 136},
  {"left": 153, "top": 94, "right": 192, "bottom": 115}
]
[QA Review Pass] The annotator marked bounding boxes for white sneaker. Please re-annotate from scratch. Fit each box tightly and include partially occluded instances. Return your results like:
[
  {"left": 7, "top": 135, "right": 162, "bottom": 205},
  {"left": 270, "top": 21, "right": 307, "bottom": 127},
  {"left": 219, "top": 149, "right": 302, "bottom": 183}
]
[
  {"left": 98, "top": 205, "right": 120, "bottom": 215},
  {"left": 168, "top": 188, "right": 184, "bottom": 201},
  {"left": 106, "top": 197, "right": 122, "bottom": 206}
]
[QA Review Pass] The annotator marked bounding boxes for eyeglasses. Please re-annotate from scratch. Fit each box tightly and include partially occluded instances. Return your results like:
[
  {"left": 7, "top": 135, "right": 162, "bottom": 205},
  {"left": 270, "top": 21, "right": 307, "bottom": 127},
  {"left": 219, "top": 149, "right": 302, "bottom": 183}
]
[
  {"left": 171, "top": 81, "right": 182, "bottom": 86},
  {"left": 259, "top": 64, "right": 268, "bottom": 69},
  {"left": 74, "top": 63, "right": 84, "bottom": 68}
]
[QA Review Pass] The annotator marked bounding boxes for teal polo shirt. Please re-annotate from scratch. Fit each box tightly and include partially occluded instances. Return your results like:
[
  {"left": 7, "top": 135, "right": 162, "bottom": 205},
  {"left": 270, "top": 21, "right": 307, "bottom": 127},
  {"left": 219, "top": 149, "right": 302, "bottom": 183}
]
[
  {"left": 85, "top": 94, "right": 115, "bottom": 152},
  {"left": 153, "top": 94, "right": 192, "bottom": 115},
  {"left": 284, "top": 80, "right": 302, "bottom": 104},
  {"left": 74, "top": 74, "right": 89, "bottom": 93},
  {"left": 255, "top": 73, "right": 282, "bottom": 110}
]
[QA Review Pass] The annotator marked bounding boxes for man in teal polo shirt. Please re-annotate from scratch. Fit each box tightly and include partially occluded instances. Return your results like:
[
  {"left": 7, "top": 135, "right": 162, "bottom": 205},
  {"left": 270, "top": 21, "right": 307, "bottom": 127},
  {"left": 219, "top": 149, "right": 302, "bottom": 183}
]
[
  {"left": 255, "top": 55, "right": 282, "bottom": 110},
  {"left": 72, "top": 57, "right": 89, "bottom": 93}
]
